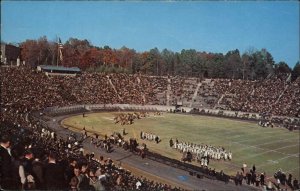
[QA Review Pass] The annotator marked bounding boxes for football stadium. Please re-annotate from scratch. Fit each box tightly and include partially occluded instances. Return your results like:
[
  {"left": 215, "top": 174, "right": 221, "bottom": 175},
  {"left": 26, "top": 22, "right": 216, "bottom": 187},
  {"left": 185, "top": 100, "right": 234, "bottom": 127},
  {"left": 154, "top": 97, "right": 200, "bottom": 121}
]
[
  {"left": 1, "top": 67, "right": 299, "bottom": 190},
  {"left": 1, "top": 1, "right": 300, "bottom": 191}
]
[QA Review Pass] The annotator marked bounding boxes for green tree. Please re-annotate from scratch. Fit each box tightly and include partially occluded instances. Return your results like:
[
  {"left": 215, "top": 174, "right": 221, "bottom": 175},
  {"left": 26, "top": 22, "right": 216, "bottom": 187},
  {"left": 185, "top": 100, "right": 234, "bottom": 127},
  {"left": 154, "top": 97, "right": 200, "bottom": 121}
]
[
  {"left": 132, "top": 53, "right": 143, "bottom": 74},
  {"left": 251, "top": 49, "right": 275, "bottom": 80},
  {"left": 161, "top": 49, "right": 175, "bottom": 76},
  {"left": 292, "top": 61, "right": 300, "bottom": 81},
  {"left": 274, "top": 61, "right": 292, "bottom": 74},
  {"left": 205, "top": 53, "right": 225, "bottom": 78},
  {"left": 224, "top": 49, "right": 242, "bottom": 79},
  {"left": 179, "top": 49, "right": 198, "bottom": 76},
  {"left": 141, "top": 48, "right": 162, "bottom": 75}
]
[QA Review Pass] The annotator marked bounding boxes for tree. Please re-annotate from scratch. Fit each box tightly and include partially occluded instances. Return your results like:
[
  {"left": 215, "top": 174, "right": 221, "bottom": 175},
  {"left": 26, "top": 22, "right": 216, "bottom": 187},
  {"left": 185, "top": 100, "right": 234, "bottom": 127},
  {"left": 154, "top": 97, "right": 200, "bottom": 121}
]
[
  {"left": 21, "top": 39, "right": 38, "bottom": 66},
  {"left": 261, "top": 48, "right": 275, "bottom": 75},
  {"left": 204, "top": 53, "right": 225, "bottom": 78},
  {"left": 179, "top": 49, "right": 199, "bottom": 76},
  {"left": 64, "top": 38, "right": 92, "bottom": 67},
  {"left": 131, "top": 53, "right": 143, "bottom": 74},
  {"left": 17, "top": 36, "right": 288, "bottom": 79},
  {"left": 20, "top": 36, "right": 53, "bottom": 67},
  {"left": 117, "top": 46, "right": 135, "bottom": 71},
  {"left": 274, "top": 61, "right": 292, "bottom": 74},
  {"left": 80, "top": 48, "right": 102, "bottom": 69},
  {"left": 161, "top": 49, "right": 175, "bottom": 76},
  {"left": 224, "top": 49, "right": 242, "bottom": 79},
  {"left": 241, "top": 53, "right": 251, "bottom": 80},
  {"left": 246, "top": 48, "right": 275, "bottom": 80},
  {"left": 98, "top": 46, "right": 119, "bottom": 66},
  {"left": 140, "top": 48, "right": 162, "bottom": 75},
  {"left": 173, "top": 52, "right": 182, "bottom": 76},
  {"left": 292, "top": 61, "right": 300, "bottom": 81},
  {"left": 242, "top": 47, "right": 258, "bottom": 80}
]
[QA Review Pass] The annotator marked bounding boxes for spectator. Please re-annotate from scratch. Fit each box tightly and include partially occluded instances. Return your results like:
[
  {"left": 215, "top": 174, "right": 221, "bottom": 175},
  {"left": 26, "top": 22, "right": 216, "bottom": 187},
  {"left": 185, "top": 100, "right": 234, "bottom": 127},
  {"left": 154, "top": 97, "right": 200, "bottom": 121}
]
[
  {"left": 44, "top": 151, "right": 66, "bottom": 190},
  {"left": 0, "top": 134, "right": 13, "bottom": 189},
  {"left": 69, "top": 176, "right": 79, "bottom": 191},
  {"left": 89, "top": 168, "right": 105, "bottom": 191},
  {"left": 31, "top": 148, "right": 45, "bottom": 189}
]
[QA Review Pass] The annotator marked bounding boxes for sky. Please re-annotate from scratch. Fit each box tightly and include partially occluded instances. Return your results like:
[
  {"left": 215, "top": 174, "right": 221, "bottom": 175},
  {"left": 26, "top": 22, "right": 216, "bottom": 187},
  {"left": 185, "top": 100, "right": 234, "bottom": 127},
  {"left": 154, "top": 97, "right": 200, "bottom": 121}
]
[{"left": 1, "top": 1, "right": 299, "bottom": 67}]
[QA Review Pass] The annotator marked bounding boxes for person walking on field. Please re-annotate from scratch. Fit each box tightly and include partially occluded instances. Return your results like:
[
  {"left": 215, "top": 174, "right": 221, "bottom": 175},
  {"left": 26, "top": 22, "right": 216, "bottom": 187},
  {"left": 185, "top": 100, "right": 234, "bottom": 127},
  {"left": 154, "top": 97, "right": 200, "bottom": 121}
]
[{"left": 242, "top": 162, "right": 247, "bottom": 174}]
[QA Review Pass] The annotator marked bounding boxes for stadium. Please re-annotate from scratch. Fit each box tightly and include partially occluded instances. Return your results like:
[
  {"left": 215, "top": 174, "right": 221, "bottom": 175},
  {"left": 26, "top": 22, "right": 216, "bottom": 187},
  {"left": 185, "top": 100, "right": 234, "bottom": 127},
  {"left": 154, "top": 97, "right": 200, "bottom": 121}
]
[
  {"left": 1, "top": 1, "right": 300, "bottom": 191},
  {"left": 1, "top": 65, "right": 299, "bottom": 190}
]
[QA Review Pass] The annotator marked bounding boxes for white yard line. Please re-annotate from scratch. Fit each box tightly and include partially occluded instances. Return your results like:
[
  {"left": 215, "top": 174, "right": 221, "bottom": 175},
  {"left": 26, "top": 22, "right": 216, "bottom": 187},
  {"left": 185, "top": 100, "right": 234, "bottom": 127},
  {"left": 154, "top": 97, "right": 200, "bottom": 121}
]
[
  {"left": 221, "top": 130, "right": 292, "bottom": 144},
  {"left": 258, "top": 154, "right": 300, "bottom": 169},
  {"left": 231, "top": 131, "right": 292, "bottom": 143},
  {"left": 252, "top": 138, "right": 299, "bottom": 147},
  {"left": 231, "top": 141, "right": 299, "bottom": 157},
  {"left": 233, "top": 138, "right": 299, "bottom": 151},
  {"left": 236, "top": 144, "right": 299, "bottom": 160},
  {"left": 232, "top": 136, "right": 299, "bottom": 153}
]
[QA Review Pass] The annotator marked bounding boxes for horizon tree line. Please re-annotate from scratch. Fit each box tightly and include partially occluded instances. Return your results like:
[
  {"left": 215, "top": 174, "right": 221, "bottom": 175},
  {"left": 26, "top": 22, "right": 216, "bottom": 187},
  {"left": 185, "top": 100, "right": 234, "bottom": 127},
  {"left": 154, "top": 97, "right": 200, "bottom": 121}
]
[{"left": 3, "top": 36, "right": 299, "bottom": 81}]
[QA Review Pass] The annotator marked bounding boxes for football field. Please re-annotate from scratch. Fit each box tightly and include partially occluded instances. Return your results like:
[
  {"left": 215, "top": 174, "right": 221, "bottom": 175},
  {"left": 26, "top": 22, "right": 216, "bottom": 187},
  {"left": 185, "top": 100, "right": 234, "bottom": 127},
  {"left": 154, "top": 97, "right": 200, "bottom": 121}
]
[{"left": 62, "top": 112, "right": 300, "bottom": 179}]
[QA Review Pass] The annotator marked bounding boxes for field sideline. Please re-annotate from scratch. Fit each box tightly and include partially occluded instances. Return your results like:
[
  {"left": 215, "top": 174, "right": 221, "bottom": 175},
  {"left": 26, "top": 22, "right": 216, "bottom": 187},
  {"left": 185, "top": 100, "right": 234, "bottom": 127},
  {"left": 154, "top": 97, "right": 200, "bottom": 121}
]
[{"left": 62, "top": 112, "right": 300, "bottom": 179}]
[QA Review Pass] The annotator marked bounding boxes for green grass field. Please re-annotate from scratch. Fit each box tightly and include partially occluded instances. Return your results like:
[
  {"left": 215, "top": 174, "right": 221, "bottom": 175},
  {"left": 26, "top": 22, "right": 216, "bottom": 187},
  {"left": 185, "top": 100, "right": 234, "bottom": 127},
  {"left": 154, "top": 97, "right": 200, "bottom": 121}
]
[{"left": 62, "top": 112, "right": 300, "bottom": 179}]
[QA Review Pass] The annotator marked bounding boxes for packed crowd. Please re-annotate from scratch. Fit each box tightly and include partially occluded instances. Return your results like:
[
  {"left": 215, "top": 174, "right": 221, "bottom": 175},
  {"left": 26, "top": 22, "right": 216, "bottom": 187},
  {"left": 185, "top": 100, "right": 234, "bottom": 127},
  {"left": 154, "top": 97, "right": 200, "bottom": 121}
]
[
  {"left": 170, "top": 77, "right": 198, "bottom": 105},
  {"left": 210, "top": 76, "right": 300, "bottom": 117},
  {"left": 0, "top": 119, "right": 183, "bottom": 191},
  {"left": 1, "top": 67, "right": 300, "bottom": 121},
  {"left": 1, "top": 66, "right": 300, "bottom": 190}
]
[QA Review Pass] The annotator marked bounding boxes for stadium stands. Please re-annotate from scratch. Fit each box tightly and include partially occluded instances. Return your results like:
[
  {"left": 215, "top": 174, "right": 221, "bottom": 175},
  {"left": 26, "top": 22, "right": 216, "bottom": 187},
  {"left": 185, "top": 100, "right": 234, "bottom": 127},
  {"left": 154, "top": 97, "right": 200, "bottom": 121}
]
[
  {"left": 1, "top": 66, "right": 299, "bottom": 124},
  {"left": 1, "top": 66, "right": 299, "bottom": 190}
]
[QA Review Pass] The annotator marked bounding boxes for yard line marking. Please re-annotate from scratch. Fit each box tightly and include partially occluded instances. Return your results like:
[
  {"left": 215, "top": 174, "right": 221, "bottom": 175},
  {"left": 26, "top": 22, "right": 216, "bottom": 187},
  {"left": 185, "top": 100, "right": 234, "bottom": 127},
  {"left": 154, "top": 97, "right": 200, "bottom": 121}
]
[
  {"left": 220, "top": 131, "right": 292, "bottom": 145},
  {"left": 231, "top": 132, "right": 294, "bottom": 143},
  {"left": 197, "top": 124, "right": 261, "bottom": 135},
  {"left": 231, "top": 141, "right": 299, "bottom": 156},
  {"left": 236, "top": 144, "right": 299, "bottom": 160},
  {"left": 197, "top": 127, "right": 275, "bottom": 142},
  {"left": 228, "top": 128, "right": 271, "bottom": 135},
  {"left": 191, "top": 128, "right": 298, "bottom": 157},
  {"left": 231, "top": 137, "right": 299, "bottom": 153},
  {"left": 252, "top": 137, "right": 299, "bottom": 147},
  {"left": 257, "top": 154, "right": 300, "bottom": 168}
]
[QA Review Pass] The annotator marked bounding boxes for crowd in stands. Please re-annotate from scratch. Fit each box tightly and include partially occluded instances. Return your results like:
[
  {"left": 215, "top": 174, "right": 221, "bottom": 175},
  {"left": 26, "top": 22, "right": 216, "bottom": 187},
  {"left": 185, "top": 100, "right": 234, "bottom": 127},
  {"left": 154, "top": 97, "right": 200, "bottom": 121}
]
[
  {"left": 211, "top": 76, "right": 300, "bottom": 118},
  {"left": 1, "top": 66, "right": 300, "bottom": 190},
  {"left": 0, "top": 119, "right": 183, "bottom": 191},
  {"left": 1, "top": 67, "right": 300, "bottom": 121},
  {"left": 138, "top": 75, "right": 168, "bottom": 105},
  {"left": 169, "top": 77, "right": 198, "bottom": 106}
]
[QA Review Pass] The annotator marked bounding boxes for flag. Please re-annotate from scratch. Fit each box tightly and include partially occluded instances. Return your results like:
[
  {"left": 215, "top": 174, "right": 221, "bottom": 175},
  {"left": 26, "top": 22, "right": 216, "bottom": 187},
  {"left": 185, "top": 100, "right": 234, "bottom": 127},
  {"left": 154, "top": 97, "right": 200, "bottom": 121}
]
[{"left": 58, "top": 38, "right": 63, "bottom": 61}]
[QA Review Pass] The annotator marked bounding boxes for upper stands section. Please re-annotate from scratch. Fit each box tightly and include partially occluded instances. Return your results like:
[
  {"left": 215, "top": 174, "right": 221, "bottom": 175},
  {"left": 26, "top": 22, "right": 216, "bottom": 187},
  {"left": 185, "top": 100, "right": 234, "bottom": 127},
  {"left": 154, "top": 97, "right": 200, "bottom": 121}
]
[{"left": 1, "top": 67, "right": 299, "bottom": 121}]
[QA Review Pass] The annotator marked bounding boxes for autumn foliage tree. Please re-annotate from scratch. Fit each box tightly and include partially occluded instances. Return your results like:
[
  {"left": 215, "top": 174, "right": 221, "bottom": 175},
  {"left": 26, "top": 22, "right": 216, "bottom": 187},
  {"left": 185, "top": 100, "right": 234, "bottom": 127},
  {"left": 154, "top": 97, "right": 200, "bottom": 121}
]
[
  {"left": 20, "top": 36, "right": 55, "bottom": 67},
  {"left": 18, "top": 36, "right": 297, "bottom": 80}
]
